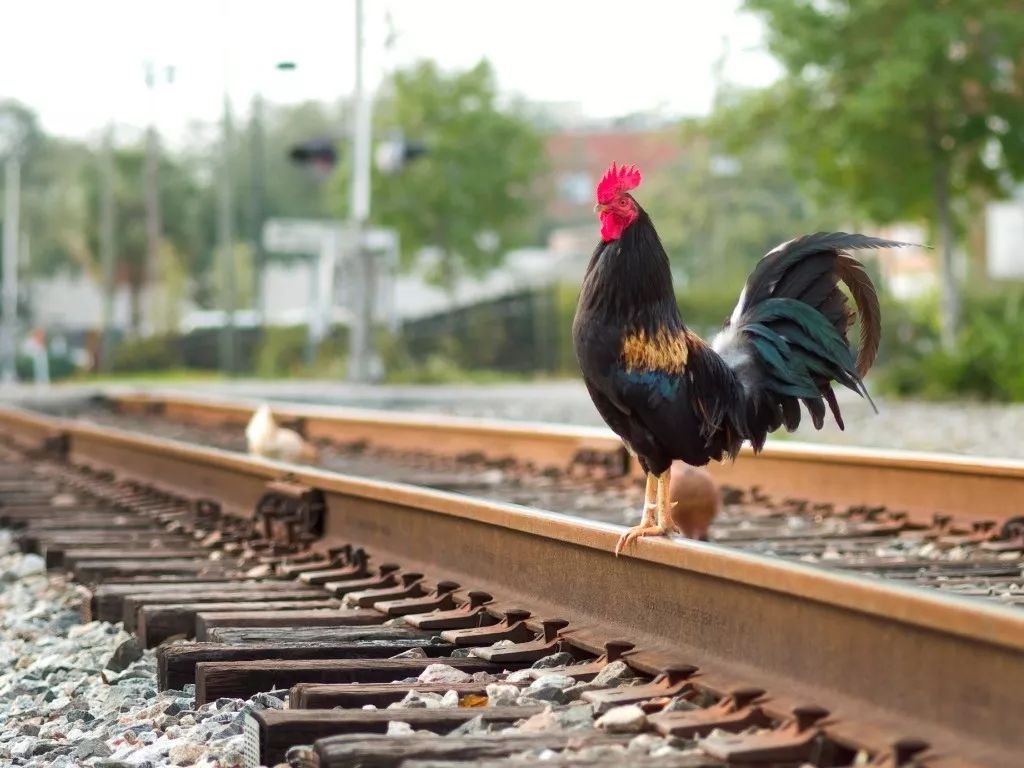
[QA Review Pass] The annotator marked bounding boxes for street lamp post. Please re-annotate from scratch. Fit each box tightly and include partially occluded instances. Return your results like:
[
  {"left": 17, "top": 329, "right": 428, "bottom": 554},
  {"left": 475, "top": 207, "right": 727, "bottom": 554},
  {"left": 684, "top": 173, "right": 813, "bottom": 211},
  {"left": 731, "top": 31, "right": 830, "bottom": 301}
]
[
  {"left": 218, "top": 88, "right": 237, "bottom": 375},
  {"left": 348, "top": 0, "right": 374, "bottom": 383},
  {"left": 98, "top": 125, "right": 117, "bottom": 372},
  {"left": 1, "top": 153, "right": 19, "bottom": 384},
  {"left": 143, "top": 62, "right": 174, "bottom": 336},
  {"left": 0, "top": 115, "right": 24, "bottom": 385}
]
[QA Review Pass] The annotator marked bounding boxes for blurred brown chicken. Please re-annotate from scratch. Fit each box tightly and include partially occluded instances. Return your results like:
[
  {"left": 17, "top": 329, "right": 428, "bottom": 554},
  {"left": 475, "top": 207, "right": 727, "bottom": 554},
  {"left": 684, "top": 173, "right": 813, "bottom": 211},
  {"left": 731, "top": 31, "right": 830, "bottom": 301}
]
[
  {"left": 245, "top": 404, "right": 318, "bottom": 464},
  {"left": 667, "top": 463, "right": 719, "bottom": 541}
]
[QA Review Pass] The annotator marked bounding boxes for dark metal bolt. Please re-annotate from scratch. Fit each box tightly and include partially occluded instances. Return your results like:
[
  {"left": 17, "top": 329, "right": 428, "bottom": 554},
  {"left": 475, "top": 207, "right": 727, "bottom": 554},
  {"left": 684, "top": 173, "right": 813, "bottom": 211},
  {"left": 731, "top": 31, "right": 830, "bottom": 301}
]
[
  {"left": 792, "top": 704, "right": 829, "bottom": 731},
  {"left": 351, "top": 549, "right": 368, "bottom": 569},
  {"left": 730, "top": 686, "right": 765, "bottom": 709},
  {"left": 503, "top": 608, "right": 531, "bottom": 625},
  {"left": 604, "top": 640, "right": 634, "bottom": 661},
  {"left": 379, "top": 563, "right": 401, "bottom": 575},
  {"left": 400, "top": 572, "right": 423, "bottom": 587},
  {"left": 435, "top": 581, "right": 460, "bottom": 594},
  {"left": 662, "top": 664, "right": 699, "bottom": 686},
  {"left": 541, "top": 618, "right": 569, "bottom": 641},
  {"left": 466, "top": 591, "right": 492, "bottom": 607},
  {"left": 892, "top": 737, "right": 930, "bottom": 766},
  {"left": 328, "top": 543, "right": 353, "bottom": 561}
]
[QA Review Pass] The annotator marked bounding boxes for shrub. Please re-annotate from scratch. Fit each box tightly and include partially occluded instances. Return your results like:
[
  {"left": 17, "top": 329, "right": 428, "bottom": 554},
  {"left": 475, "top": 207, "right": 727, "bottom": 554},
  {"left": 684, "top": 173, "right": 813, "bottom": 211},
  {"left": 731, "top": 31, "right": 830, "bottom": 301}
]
[
  {"left": 109, "top": 336, "right": 183, "bottom": 373},
  {"left": 877, "top": 289, "right": 1024, "bottom": 401},
  {"left": 254, "top": 325, "right": 349, "bottom": 378}
]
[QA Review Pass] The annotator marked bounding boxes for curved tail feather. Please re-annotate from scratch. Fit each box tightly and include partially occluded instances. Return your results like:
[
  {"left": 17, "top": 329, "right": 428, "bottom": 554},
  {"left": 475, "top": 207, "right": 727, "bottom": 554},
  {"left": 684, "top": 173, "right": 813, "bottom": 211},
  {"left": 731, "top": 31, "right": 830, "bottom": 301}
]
[{"left": 712, "top": 232, "right": 915, "bottom": 450}]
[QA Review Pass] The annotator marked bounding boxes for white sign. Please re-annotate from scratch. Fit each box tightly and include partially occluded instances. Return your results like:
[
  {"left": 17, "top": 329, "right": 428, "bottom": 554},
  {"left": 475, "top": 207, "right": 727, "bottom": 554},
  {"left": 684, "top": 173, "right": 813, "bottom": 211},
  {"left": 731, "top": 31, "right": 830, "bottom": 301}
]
[
  {"left": 263, "top": 219, "right": 341, "bottom": 255},
  {"left": 264, "top": 218, "right": 399, "bottom": 255},
  {"left": 986, "top": 202, "right": 1024, "bottom": 280}
]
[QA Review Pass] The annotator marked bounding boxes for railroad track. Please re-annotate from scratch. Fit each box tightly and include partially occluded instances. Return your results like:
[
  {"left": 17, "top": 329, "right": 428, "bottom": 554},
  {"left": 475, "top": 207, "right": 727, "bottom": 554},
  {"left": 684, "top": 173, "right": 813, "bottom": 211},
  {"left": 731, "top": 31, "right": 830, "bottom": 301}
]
[
  {"left": 31, "top": 391, "right": 1024, "bottom": 606},
  {"left": 0, "top": 403, "right": 1022, "bottom": 767}
]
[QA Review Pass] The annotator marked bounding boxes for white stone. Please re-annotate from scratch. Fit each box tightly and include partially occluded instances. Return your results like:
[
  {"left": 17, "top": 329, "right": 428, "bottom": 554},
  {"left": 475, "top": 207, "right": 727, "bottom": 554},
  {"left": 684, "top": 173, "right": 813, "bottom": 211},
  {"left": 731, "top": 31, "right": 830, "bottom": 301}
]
[
  {"left": 11, "top": 554, "right": 45, "bottom": 578},
  {"left": 391, "top": 690, "right": 444, "bottom": 709},
  {"left": 592, "top": 660, "right": 635, "bottom": 686},
  {"left": 504, "top": 669, "right": 536, "bottom": 684},
  {"left": 485, "top": 683, "right": 519, "bottom": 707},
  {"left": 169, "top": 741, "right": 207, "bottom": 765},
  {"left": 526, "top": 673, "right": 574, "bottom": 691},
  {"left": 416, "top": 664, "right": 472, "bottom": 684},
  {"left": 595, "top": 704, "right": 648, "bottom": 733},
  {"left": 517, "top": 708, "right": 561, "bottom": 732}
]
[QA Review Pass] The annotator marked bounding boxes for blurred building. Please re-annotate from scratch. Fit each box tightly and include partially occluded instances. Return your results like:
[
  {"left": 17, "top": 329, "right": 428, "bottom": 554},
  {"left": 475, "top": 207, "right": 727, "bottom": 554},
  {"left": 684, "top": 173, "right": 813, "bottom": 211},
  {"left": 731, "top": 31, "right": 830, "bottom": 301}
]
[
  {"left": 870, "top": 223, "right": 935, "bottom": 300},
  {"left": 986, "top": 195, "right": 1024, "bottom": 280},
  {"left": 543, "top": 127, "right": 684, "bottom": 235}
]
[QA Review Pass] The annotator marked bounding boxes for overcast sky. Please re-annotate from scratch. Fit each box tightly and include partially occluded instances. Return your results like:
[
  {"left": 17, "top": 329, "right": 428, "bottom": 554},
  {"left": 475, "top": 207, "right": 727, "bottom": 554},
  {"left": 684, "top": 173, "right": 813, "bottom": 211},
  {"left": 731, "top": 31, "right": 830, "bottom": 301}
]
[{"left": 0, "top": 0, "right": 779, "bottom": 142}]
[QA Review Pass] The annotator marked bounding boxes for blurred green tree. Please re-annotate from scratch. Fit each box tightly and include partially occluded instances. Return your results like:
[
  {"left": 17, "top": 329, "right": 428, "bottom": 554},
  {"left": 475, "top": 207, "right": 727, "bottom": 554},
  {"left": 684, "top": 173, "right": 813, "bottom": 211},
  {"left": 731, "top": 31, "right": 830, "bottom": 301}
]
[
  {"left": 737, "top": 0, "right": 1024, "bottom": 348},
  {"left": 76, "top": 147, "right": 209, "bottom": 334},
  {"left": 229, "top": 100, "right": 341, "bottom": 238},
  {"left": 644, "top": 112, "right": 858, "bottom": 292},
  {"left": 332, "top": 59, "right": 548, "bottom": 289}
]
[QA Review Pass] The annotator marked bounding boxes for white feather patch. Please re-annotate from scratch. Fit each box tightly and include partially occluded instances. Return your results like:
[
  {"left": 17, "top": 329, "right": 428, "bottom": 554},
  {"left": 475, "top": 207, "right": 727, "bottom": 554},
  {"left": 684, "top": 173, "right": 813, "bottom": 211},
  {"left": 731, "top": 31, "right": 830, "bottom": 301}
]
[
  {"left": 728, "top": 286, "right": 747, "bottom": 326},
  {"left": 712, "top": 326, "right": 756, "bottom": 391}
]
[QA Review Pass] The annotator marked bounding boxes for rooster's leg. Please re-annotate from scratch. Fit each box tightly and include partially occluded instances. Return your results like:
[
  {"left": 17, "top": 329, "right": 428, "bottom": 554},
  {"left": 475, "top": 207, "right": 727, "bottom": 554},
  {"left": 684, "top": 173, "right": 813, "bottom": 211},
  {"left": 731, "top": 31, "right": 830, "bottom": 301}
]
[{"left": 614, "top": 471, "right": 668, "bottom": 555}]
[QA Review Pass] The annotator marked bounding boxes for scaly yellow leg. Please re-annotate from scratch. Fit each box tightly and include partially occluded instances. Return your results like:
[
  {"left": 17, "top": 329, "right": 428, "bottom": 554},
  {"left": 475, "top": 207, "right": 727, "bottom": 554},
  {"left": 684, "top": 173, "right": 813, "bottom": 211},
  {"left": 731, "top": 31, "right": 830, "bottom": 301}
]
[{"left": 615, "top": 470, "right": 671, "bottom": 555}]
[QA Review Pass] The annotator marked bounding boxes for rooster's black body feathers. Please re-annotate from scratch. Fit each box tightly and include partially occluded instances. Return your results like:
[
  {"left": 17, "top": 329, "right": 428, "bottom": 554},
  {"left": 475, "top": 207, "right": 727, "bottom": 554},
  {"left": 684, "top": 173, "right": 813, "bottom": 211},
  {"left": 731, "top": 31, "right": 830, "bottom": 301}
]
[{"left": 573, "top": 205, "right": 905, "bottom": 475}]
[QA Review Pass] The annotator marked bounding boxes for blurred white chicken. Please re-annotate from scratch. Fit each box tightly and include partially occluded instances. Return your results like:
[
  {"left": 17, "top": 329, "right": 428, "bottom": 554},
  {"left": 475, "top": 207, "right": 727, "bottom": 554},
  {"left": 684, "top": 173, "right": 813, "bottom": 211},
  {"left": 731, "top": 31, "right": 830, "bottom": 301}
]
[{"left": 245, "top": 404, "right": 318, "bottom": 463}]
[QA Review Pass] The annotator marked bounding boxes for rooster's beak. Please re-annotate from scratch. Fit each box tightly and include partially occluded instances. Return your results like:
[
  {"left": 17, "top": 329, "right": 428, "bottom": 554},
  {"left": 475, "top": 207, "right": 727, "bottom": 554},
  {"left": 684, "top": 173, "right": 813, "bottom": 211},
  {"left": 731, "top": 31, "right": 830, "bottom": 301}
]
[{"left": 594, "top": 203, "right": 608, "bottom": 214}]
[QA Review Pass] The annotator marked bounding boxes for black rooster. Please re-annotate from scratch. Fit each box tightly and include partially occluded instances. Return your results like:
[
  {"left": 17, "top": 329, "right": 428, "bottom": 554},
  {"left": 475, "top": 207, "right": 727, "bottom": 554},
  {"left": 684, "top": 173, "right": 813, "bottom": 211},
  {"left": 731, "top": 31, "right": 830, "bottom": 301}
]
[{"left": 572, "top": 162, "right": 910, "bottom": 554}]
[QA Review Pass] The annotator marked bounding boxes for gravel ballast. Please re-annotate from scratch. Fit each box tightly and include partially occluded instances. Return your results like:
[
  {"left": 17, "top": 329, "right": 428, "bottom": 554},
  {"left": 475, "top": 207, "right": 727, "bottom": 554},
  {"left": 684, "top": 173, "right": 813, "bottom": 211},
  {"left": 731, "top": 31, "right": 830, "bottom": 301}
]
[
  {"left": 0, "top": 528, "right": 714, "bottom": 767},
  {"left": 0, "top": 533, "right": 283, "bottom": 768}
]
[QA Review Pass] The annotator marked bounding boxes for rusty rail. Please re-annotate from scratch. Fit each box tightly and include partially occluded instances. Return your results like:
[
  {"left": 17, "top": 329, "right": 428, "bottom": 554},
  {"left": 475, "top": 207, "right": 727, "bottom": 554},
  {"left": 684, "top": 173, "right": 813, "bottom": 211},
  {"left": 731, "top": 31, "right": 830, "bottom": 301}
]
[
  {"left": 105, "top": 389, "right": 1024, "bottom": 523},
  {"left": 1, "top": 403, "right": 1022, "bottom": 766}
]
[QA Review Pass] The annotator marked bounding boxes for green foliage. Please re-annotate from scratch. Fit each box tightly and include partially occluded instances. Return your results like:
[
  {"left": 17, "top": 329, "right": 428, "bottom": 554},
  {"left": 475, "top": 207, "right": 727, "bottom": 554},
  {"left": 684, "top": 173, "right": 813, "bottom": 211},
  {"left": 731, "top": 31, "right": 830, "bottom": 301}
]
[
  {"left": 230, "top": 100, "right": 341, "bottom": 236},
  {"left": 254, "top": 325, "right": 348, "bottom": 378},
  {"left": 643, "top": 117, "right": 857, "bottom": 288},
  {"left": 255, "top": 326, "right": 308, "bottom": 377},
  {"left": 151, "top": 242, "right": 189, "bottom": 335},
  {"left": 212, "top": 242, "right": 255, "bottom": 313},
  {"left": 15, "top": 353, "right": 77, "bottom": 382},
  {"left": 739, "top": 0, "right": 1024, "bottom": 218},
  {"left": 879, "top": 289, "right": 1024, "bottom": 401},
  {"left": 331, "top": 60, "right": 547, "bottom": 288},
  {"left": 734, "top": 0, "right": 1024, "bottom": 344},
  {"left": 109, "top": 335, "right": 183, "bottom": 373}
]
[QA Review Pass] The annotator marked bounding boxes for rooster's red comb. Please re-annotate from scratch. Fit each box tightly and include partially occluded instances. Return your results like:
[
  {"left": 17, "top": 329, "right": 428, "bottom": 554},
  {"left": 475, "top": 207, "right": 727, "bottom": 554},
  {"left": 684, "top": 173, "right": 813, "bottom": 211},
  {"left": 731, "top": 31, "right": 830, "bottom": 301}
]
[{"left": 596, "top": 162, "right": 642, "bottom": 205}]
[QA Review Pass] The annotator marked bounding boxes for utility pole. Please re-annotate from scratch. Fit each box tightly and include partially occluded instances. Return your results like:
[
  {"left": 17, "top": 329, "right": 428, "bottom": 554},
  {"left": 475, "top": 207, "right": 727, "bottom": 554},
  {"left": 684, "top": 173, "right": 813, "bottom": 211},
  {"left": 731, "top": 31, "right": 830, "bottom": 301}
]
[
  {"left": 98, "top": 125, "right": 117, "bottom": 372},
  {"left": 1, "top": 154, "right": 20, "bottom": 384},
  {"left": 142, "top": 63, "right": 174, "bottom": 337},
  {"left": 143, "top": 63, "right": 165, "bottom": 337},
  {"left": 249, "top": 92, "right": 266, "bottom": 321},
  {"left": 218, "top": 90, "right": 237, "bottom": 375},
  {"left": 348, "top": 0, "right": 374, "bottom": 383}
]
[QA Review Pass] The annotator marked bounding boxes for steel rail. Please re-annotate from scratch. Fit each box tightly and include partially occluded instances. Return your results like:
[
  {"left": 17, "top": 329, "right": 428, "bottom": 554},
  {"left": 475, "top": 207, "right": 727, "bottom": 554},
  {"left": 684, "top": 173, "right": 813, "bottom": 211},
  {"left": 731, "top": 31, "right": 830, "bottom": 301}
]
[
  {"left": 0, "top": 404, "right": 1021, "bottom": 766},
  {"left": 108, "top": 389, "right": 1024, "bottom": 522}
]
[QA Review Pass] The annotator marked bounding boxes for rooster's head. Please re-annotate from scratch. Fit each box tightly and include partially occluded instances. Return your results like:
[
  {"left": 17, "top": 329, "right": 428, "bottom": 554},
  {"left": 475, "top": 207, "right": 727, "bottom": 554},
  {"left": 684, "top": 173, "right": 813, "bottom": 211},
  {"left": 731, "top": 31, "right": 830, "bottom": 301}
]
[{"left": 594, "top": 162, "right": 641, "bottom": 242}]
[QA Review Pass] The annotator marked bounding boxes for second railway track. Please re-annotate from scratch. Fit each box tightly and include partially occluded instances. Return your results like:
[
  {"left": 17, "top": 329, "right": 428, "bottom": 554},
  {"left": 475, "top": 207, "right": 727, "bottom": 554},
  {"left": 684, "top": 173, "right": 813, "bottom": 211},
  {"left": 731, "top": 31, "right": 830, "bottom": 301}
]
[{"left": 2, "top": 396, "right": 1023, "bottom": 766}]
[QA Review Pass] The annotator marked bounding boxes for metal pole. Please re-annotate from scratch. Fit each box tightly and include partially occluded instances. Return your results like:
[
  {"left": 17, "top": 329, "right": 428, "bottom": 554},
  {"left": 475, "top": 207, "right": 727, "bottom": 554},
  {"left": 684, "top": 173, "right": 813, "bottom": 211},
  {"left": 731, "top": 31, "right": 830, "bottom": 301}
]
[
  {"left": 2, "top": 155, "right": 20, "bottom": 384},
  {"left": 218, "top": 91, "right": 237, "bottom": 375},
  {"left": 144, "top": 64, "right": 163, "bottom": 337},
  {"left": 98, "top": 126, "right": 117, "bottom": 372},
  {"left": 249, "top": 92, "right": 266, "bottom": 321},
  {"left": 348, "top": 0, "right": 374, "bottom": 382},
  {"left": 218, "top": 12, "right": 237, "bottom": 375}
]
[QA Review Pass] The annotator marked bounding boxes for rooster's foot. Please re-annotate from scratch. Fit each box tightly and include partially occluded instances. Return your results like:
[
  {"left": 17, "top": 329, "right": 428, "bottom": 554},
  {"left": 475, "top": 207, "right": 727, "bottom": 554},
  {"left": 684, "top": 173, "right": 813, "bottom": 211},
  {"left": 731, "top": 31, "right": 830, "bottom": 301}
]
[{"left": 614, "top": 524, "right": 669, "bottom": 556}]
